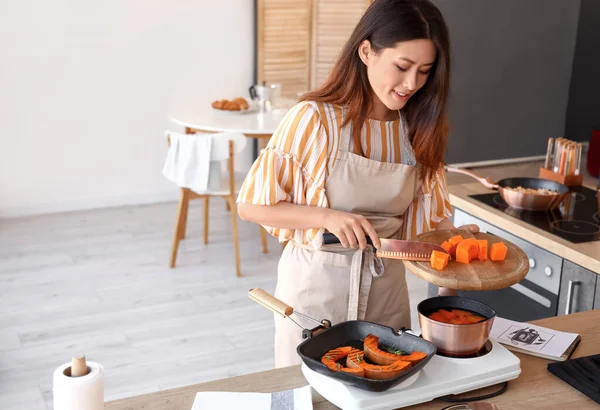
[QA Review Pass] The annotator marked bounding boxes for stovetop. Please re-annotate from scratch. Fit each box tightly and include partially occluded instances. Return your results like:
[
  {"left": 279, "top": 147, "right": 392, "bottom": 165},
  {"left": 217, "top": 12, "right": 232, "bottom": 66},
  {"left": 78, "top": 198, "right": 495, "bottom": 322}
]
[
  {"left": 301, "top": 338, "right": 521, "bottom": 410},
  {"left": 469, "top": 186, "right": 600, "bottom": 244}
]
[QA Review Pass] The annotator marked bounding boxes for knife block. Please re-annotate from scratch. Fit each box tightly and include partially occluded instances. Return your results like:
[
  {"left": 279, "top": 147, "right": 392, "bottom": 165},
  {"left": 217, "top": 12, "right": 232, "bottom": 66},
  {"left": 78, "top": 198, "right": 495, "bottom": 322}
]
[{"left": 539, "top": 168, "right": 583, "bottom": 186}]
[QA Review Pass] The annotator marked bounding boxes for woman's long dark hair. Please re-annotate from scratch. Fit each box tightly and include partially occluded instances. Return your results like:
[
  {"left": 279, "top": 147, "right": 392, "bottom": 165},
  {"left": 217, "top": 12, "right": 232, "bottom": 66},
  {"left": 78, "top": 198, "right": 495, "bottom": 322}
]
[{"left": 301, "top": 0, "right": 450, "bottom": 173}]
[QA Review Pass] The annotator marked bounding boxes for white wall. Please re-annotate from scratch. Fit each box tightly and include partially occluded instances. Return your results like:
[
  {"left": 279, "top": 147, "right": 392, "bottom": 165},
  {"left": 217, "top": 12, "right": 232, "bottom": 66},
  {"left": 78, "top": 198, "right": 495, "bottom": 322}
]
[{"left": 0, "top": 0, "right": 255, "bottom": 218}]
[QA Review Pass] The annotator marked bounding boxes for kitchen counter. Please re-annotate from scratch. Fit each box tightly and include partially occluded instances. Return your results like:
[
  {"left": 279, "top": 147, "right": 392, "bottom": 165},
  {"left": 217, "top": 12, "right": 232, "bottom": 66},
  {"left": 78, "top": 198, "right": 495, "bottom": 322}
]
[
  {"left": 106, "top": 310, "right": 600, "bottom": 410},
  {"left": 448, "top": 182, "right": 600, "bottom": 274}
]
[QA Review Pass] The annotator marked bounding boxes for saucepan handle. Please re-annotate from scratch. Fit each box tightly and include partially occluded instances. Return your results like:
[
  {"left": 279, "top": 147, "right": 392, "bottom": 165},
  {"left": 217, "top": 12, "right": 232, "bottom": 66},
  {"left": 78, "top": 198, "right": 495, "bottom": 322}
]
[
  {"left": 444, "top": 165, "right": 499, "bottom": 190},
  {"left": 248, "top": 287, "right": 293, "bottom": 317}
]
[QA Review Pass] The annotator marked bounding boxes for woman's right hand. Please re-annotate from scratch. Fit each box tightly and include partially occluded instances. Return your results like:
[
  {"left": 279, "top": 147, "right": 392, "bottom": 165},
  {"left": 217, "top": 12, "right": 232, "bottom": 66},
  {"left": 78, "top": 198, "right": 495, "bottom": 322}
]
[{"left": 322, "top": 209, "right": 380, "bottom": 250}]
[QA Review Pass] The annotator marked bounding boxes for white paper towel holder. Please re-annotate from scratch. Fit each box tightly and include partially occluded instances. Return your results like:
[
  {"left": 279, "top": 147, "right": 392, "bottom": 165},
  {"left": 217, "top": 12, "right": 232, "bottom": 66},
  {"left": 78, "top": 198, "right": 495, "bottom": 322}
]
[
  {"left": 53, "top": 353, "right": 104, "bottom": 410},
  {"left": 65, "top": 354, "right": 89, "bottom": 377}
]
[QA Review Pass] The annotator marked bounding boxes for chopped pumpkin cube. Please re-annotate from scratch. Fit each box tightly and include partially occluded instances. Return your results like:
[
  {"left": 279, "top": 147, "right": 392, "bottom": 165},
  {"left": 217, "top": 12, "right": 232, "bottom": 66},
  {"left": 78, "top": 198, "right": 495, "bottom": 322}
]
[
  {"left": 461, "top": 238, "right": 479, "bottom": 259},
  {"left": 440, "top": 241, "right": 455, "bottom": 259},
  {"left": 441, "top": 241, "right": 452, "bottom": 253},
  {"left": 448, "top": 235, "right": 463, "bottom": 246},
  {"left": 438, "top": 309, "right": 458, "bottom": 321},
  {"left": 430, "top": 250, "right": 450, "bottom": 270},
  {"left": 490, "top": 242, "right": 508, "bottom": 261},
  {"left": 429, "top": 312, "right": 447, "bottom": 322},
  {"left": 456, "top": 240, "right": 478, "bottom": 264},
  {"left": 447, "top": 235, "right": 463, "bottom": 257},
  {"left": 477, "top": 240, "right": 488, "bottom": 261}
]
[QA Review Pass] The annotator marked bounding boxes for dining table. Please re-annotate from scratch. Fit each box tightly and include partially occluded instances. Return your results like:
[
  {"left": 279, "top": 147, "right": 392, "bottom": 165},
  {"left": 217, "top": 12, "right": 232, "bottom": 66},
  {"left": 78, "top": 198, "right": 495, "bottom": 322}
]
[
  {"left": 168, "top": 99, "right": 294, "bottom": 150},
  {"left": 166, "top": 97, "right": 295, "bottom": 252}
]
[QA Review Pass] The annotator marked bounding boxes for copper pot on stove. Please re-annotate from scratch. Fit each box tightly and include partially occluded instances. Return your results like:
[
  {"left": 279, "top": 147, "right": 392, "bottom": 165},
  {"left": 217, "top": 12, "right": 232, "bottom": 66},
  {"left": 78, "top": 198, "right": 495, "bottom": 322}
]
[
  {"left": 445, "top": 166, "right": 569, "bottom": 211},
  {"left": 418, "top": 296, "right": 497, "bottom": 357}
]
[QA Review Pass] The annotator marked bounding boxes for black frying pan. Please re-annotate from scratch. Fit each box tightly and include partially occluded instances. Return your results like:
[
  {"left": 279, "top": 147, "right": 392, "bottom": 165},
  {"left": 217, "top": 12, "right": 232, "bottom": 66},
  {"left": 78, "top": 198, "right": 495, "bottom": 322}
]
[
  {"left": 248, "top": 288, "right": 437, "bottom": 392},
  {"left": 445, "top": 166, "right": 569, "bottom": 211},
  {"left": 298, "top": 320, "right": 437, "bottom": 392}
]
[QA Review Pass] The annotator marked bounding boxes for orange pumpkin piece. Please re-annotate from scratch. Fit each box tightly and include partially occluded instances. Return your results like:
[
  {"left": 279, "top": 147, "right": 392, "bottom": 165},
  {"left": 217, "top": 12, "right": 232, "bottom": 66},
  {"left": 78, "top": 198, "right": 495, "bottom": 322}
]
[
  {"left": 451, "top": 309, "right": 486, "bottom": 324},
  {"left": 456, "top": 238, "right": 480, "bottom": 263},
  {"left": 438, "top": 309, "right": 458, "bottom": 321},
  {"left": 430, "top": 250, "right": 450, "bottom": 270},
  {"left": 463, "top": 238, "right": 479, "bottom": 259},
  {"left": 477, "top": 240, "right": 488, "bottom": 261},
  {"left": 364, "top": 334, "right": 403, "bottom": 366},
  {"left": 429, "top": 308, "right": 486, "bottom": 325},
  {"left": 455, "top": 239, "right": 475, "bottom": 264},
  {"left": 447, "top": 235, "right": 463, "bottom": 257},
  {"left": 346, "top": 350, "right": 411, "bottom": 380},
  {"left": 440, "top": 241, "right": 452, "bottom": 255},
  {"left": 490, "top": 242, "right": 508, "bottom": 261},
  {"left": 340, "top": 366, "right": 366, "bottom": 377},
  {"left": 448, "top": 235, "right": 463, "bottom": 246},
  {"left": 456, "top": 246, "right": 471, "bottom": 264},
  {"left": 428, "top": 312, "right": 448, "bottom": 323},
  {"left": 399, "top": 351, "right": 427, "bottom": 363},
  {"left": 321, "top": 347, "right": 365, "bottom": 377},
  {"left": 463, "top": 314, "right": 486, "bottom": 324},
  {"left": 363, "top": 334, "right": 426, "bottom": 366}
]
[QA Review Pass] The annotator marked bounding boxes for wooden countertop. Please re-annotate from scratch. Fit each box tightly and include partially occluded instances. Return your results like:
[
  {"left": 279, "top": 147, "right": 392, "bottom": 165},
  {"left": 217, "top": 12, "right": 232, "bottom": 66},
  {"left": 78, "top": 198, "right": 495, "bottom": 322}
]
[
  {"left": 448, "top": 182, "right": 600, "bottom": 274},
  {"left": 106, "top": 310, "right": 600, "bottom": 410}
]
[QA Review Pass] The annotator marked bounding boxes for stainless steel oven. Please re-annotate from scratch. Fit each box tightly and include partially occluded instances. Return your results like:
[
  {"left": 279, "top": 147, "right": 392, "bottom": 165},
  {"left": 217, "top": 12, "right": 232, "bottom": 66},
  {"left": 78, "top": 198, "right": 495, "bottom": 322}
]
[{"left": 427, "top": 208, "right": 563, "bottom": 322}]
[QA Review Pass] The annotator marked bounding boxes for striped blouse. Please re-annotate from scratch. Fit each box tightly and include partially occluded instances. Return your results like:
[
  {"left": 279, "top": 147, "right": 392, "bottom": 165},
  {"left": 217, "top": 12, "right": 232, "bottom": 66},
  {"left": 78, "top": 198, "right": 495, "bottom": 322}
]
[{"left": 237, "top": 101, "right": 453, "bottom": 249}]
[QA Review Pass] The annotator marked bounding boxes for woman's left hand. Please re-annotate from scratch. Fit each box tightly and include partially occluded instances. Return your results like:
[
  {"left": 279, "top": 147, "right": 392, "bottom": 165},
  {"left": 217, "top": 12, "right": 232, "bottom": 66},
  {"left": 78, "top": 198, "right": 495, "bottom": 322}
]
[
  {"left": 436, "top": 218, "right": 480, "bottom": 233},
  {"left": 456, "top": 224, "right": 480, "bottom": 233}
]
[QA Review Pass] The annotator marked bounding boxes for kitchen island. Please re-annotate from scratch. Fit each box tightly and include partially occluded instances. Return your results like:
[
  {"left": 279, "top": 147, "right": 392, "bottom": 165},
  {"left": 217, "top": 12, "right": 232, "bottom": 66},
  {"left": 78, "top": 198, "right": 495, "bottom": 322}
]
[{"left": 106, "top": 309, "right": 600, "bottom": 410}]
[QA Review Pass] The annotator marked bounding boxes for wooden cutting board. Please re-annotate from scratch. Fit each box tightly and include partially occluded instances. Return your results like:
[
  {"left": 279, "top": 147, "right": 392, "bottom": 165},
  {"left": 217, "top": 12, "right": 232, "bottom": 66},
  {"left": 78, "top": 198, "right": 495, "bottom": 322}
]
[{"left": 403, "top": 229, "right": 529, "bottom": 291}]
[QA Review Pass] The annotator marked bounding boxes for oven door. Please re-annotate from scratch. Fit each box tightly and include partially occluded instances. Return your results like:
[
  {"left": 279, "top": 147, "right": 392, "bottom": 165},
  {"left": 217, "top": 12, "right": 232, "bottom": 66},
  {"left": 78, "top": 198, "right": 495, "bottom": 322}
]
[{"left": 458, "top": 278, "right": 558, "bottom": 321}]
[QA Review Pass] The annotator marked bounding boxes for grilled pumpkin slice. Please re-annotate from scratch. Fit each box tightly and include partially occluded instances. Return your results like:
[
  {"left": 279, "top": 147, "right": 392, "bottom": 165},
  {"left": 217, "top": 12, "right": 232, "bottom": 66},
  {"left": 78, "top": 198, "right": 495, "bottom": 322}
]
[{"left": 364, "top": 334, "right": 427, "bottom": 366}]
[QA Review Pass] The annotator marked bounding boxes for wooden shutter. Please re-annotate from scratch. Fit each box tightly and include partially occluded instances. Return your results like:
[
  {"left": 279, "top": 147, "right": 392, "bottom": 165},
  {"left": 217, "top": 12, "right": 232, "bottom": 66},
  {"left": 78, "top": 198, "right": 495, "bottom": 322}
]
[
  {"left": 257, "top": 0, "right": 312, "bottom": 99},
  {"left": 256, "top": 0, "right": 370, "bottom": 97},
  {"left": 310, "top": 0, "right": 370, "bottom": 88}
]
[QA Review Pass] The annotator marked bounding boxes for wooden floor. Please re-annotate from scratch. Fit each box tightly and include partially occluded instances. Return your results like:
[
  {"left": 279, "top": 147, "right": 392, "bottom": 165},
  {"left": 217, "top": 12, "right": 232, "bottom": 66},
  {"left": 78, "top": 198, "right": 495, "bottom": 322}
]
[{"left": 0, "top": 159, "right": 596, "bottom": 409}]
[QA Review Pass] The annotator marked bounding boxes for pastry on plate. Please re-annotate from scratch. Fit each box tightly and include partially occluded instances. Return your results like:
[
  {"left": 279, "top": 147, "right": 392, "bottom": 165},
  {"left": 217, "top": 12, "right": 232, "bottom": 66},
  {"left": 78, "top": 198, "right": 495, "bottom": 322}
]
[{"left": 211, "top": 97, "right": 249, "bottom": 111}]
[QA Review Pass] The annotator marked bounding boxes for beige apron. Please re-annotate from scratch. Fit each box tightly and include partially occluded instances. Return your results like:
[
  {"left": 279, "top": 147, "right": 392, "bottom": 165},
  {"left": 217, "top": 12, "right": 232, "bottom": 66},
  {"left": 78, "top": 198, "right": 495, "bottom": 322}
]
[{"left": 273, "top": 109, "right": 419, "bottom": 368}]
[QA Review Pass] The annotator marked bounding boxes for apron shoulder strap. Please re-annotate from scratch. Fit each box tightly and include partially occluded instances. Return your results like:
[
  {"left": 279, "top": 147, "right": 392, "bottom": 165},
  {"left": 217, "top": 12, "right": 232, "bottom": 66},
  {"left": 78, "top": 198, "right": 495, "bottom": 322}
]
[
  {"left": 338, "top": 105, "right": 353, "bottom": 153},
  {"left": 399, "top": 112, "right": 417, "bottom": 166}
]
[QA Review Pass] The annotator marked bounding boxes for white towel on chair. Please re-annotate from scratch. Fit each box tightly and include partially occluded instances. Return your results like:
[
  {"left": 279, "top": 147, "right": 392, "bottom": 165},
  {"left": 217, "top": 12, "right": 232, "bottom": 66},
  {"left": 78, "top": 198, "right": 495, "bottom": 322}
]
[{"left": 163, "top": 132, "right": 212, "bottom": 193}]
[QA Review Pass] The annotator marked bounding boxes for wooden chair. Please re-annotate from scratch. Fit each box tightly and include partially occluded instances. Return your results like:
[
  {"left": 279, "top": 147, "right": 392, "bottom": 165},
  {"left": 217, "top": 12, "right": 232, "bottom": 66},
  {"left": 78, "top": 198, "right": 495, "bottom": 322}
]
[{"left": 167, "top": 131, "right": 269, "bottom": 276}]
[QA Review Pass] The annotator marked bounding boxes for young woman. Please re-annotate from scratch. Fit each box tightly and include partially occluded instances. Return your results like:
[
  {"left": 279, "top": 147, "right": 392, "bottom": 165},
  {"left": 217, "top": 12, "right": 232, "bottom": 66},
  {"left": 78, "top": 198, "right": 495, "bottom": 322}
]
[{"left": 237, "top": 0, "right": 478, "bottom": 367}]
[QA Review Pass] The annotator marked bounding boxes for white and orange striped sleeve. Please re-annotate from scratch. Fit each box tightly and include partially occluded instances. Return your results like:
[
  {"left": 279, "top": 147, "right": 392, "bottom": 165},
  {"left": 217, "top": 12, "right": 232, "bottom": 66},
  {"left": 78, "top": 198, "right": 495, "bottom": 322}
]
[
  {"left": 401, "top": 166, "right": 453, "bottom": 239},
  {"left": 237, "top": 101, "right": 329, "bottom": 246}
]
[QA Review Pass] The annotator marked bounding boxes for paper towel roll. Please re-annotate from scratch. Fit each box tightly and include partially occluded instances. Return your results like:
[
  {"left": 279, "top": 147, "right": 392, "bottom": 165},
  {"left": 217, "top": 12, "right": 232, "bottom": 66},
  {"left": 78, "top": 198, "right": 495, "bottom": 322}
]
[{"left": 53, "top": 361, "right": 104, "bottom": 410}]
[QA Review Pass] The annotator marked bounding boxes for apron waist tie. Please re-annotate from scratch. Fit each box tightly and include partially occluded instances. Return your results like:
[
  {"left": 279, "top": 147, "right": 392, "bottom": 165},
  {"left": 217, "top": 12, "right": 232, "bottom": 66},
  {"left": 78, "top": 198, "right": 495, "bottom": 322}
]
[
  {"left": 348, "top": 247, "right": 384, "bottom": 321},
  {"left": 289, "top": 241, "right": 385, "bottom": 321}
]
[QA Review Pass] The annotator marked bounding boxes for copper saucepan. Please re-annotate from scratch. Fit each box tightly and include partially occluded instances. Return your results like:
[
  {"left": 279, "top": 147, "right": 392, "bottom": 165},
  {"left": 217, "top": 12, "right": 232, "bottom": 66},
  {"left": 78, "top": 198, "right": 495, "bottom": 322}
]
[
  {"left": 418, "top": 296, "right": 497, "bottom": 356},
  {"left": 445, "top": 166, "right": 569, "bottom": 211}
]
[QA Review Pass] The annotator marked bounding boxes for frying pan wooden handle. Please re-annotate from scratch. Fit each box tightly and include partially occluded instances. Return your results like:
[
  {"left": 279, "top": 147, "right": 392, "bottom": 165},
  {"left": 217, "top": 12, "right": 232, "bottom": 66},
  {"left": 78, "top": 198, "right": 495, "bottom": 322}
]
[
  {"left": 248, "top": 288, "right": 294, "bottom": 317},
  {"left": 445, "top": 166, "right": 499, "bottom": 190}
]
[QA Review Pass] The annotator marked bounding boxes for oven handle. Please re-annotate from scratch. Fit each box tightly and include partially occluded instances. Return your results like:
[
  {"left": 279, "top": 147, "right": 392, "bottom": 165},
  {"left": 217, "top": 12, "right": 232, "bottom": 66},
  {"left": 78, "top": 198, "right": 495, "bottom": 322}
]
[
  {"left": 511, "top": 283, "right": 552, "bottom": 308},
  {"left": 565, "top": 280, "right": 581, "bottom": 315}
]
